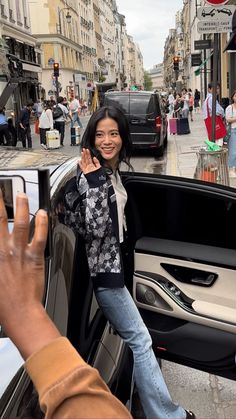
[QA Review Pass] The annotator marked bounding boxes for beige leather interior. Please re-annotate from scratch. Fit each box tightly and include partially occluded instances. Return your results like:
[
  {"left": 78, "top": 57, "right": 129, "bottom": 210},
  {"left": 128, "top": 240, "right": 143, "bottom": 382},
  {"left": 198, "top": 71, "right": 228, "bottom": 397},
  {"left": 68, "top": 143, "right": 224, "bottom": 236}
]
[{"left": 134, "top": 252, "right": 236, "bottom": 334}]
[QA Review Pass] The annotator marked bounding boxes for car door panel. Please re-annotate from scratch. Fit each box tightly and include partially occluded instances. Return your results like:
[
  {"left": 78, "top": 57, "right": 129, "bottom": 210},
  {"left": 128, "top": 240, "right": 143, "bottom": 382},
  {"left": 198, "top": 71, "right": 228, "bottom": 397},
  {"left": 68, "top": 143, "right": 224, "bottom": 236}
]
[{"left": 123, "top": 174, "right": 236, "bottom": 379}]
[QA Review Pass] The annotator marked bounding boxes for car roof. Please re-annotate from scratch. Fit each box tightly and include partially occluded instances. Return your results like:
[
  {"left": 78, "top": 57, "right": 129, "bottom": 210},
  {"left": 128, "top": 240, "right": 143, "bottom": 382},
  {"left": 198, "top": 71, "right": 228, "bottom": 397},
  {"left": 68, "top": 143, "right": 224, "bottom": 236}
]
[{"left": 105, "top": 90, "right": 158, "bottom": 96}]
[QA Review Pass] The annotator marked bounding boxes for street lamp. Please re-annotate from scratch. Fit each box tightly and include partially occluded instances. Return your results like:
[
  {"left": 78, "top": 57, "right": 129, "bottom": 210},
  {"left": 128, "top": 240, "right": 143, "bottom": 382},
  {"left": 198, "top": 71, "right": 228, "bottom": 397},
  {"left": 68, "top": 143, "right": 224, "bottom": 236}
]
[{"left": 57, "top": 8, "right": 72, "bottom": 34}]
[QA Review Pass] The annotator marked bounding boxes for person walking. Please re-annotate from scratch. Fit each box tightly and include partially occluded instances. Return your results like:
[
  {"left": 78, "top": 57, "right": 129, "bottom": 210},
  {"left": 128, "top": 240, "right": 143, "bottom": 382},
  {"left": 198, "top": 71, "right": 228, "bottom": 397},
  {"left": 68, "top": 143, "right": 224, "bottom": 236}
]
[
  {"left": 0, "top": 108, "right": 11, "bottom": 146},
  {"left": 39, "top": 101, "right": 53, "bottom": 149},
  {"left": 18, "top": 102, "right": 33, "bottom": 148},
  {"left": 53, "top": 96, "right": 71, "bottom": 146},
  {"left": 226, "top": 90, "right": 236, "bottom": 178},
  {"left": 189, "top": 92, "right": 194, "bottom": 122},
  {"left": 181, "top": 88, "right": 189, "bottom": 119},
  {"left": 64, "top": 106, "right": 195, "bottom": 419},
  {"left": 69, "top": 96, "right": 83, "bottom": 128},
  {"left": 194, "top": 89, "right": 201, "bottom": 112},
  {"left": 202, "top": 83, "right": 225, "bottom": 146}
]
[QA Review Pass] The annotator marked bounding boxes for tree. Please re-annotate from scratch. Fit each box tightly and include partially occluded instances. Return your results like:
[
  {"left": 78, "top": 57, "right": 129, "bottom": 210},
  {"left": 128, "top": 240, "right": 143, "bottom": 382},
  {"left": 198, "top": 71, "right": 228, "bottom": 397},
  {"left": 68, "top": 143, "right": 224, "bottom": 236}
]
[{"left": 144, "top": 71, "right": 153, "bottom": 91}]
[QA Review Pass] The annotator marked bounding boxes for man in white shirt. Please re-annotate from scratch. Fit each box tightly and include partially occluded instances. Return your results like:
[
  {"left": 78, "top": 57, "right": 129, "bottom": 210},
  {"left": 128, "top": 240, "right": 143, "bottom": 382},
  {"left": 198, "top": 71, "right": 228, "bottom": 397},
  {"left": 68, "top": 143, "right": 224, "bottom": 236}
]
[
  {"left": 69, "top": 96, "right": 83, "bottom": 129},
  {"left": 54, "top": 96, "right": 71, "bottom": 146},
  {"left": 202, "top": 83, "right": 225, "bottom": 146}
]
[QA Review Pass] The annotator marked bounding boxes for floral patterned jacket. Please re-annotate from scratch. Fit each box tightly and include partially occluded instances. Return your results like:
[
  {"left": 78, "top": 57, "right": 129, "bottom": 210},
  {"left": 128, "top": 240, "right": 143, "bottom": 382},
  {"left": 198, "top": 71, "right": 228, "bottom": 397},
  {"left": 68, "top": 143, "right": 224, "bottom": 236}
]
[{"left": 64, "top": 167, "right": 125, "bottom": 288}]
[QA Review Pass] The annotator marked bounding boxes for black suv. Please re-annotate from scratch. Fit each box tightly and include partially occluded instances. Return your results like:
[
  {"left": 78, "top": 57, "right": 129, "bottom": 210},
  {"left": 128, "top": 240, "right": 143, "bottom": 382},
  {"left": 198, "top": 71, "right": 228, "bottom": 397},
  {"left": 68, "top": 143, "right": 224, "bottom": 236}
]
[{"left": 104, "top": 90, "right": 168, "bottom": 157}]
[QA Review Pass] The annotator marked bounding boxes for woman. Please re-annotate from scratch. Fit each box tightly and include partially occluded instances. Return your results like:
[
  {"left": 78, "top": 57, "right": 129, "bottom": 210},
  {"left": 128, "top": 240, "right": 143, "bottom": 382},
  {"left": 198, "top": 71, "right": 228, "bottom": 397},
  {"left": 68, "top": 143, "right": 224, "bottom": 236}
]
[
  {"left": 194, "top": 89, "right": 200, "bottom": 112},
  {"left": 226, "top": 91, "right": 236, "bottom": 178},
  {"left": 39, "top": 101, "right": 53, "bottom": 149},
  {"left": 64, "top": 106, "right": 195, "bottom": 419}
]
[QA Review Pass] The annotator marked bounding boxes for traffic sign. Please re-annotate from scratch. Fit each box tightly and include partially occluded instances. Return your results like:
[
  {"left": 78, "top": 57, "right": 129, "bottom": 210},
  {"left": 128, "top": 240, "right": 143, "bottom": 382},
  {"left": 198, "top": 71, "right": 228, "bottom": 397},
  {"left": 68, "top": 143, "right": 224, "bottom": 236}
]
[
  {"left": 197, "top": 5, "right": 235, "bottom": 33},
  {"left": 206, "top": 0, "right": 228, "bottom": 4},
  {"left": 194, "top": 39, "right": 212, "bottom": 50},
  {"left": 197, "top": 5, "right": 235, "bottom": 21}
]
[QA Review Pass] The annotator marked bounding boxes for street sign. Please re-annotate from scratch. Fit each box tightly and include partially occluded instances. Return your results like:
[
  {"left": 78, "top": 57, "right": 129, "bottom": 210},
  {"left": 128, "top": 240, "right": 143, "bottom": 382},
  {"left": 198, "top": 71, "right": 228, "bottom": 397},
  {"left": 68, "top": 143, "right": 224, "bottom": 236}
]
[
  {"left": 197, "top": 19, "right": 232, "bottom": 33},
  {"left": 48, "top": 58, "right": 55, "bottom": 65},
  {"left": 197, "top": 5, "right": 235, "bottom": 21},
  {"left": 206, "top": 0, "right": 228, "bottom": 4},
  {"left": 191, "top": 53, "right": 202, "bottom": 66},
  {"left": 197, "top": 5, "right": 235, "bottom": 33},
  {"left": 194, "top": 39, "right": 212, "bottom": 50}
]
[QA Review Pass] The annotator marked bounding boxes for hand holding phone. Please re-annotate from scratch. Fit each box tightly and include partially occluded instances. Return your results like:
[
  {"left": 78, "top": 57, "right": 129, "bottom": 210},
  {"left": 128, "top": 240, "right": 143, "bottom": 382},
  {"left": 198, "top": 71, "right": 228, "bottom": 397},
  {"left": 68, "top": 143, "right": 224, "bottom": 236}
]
[{"left": 0, "top": 176, "right": 25, "bottom": 221}]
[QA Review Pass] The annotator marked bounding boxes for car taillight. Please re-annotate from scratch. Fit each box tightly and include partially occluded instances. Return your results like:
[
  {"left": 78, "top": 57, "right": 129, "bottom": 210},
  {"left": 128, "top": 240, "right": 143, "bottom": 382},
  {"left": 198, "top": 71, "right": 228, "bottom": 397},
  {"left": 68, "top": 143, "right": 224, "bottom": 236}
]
[{"left": 155, "top": 116, "right": 161, "bottom": 130}]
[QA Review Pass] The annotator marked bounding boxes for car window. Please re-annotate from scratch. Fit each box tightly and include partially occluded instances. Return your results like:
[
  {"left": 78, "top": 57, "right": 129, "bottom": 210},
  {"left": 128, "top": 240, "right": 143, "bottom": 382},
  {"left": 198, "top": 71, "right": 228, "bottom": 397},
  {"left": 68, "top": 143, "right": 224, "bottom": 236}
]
[
  {"left": 130, "top": 94, "right": 155, "bottom": 116},
  {"left": 105, "top": 95, "right": 129, "bottom": 114}
]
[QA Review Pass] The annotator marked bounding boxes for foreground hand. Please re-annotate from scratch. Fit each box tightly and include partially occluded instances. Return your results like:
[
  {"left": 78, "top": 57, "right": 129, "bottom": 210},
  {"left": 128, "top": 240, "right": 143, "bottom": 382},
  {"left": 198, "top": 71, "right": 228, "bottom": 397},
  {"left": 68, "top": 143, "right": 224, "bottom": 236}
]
[
  {"left": 78, "top": 148, "right": 101, "bottom": 174},
  {"left": 0, "top": 191, "right": 48, "bottom": 328}
]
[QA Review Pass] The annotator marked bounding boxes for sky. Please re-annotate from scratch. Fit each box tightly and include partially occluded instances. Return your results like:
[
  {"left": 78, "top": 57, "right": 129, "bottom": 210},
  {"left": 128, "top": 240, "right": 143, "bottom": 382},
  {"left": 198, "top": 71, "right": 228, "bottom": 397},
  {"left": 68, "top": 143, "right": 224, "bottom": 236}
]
[{"left": 116, "top": 0, "right": 183, "bottom": 70}]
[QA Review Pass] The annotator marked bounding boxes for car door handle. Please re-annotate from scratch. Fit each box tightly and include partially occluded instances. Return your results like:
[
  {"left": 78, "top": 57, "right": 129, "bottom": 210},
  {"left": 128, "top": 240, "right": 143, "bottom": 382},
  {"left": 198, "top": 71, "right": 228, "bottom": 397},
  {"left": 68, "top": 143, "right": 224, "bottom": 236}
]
[
  {"left": 190, "top": 274, "right": 215, "bottom": 286},
  {"left": 131, "top": 119, "right": 140, "bottom": 124}
]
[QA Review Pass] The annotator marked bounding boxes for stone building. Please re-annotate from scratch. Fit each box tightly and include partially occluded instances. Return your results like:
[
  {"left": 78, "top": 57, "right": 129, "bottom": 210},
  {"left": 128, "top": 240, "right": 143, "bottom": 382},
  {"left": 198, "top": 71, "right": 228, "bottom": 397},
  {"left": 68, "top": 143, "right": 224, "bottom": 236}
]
[{"left": 0, "top": 0, "right": 41, "bottom": 116}]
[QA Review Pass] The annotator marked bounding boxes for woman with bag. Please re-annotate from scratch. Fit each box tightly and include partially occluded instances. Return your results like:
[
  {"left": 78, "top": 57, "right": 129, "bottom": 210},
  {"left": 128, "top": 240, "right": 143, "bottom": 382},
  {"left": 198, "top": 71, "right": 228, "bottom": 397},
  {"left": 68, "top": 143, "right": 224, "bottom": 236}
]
[
  {"left": 39, "top": 102, "right": 53, "bottom": 149},
  {"left": 226, "top": 91, "right": 236, "bottom": 178}
]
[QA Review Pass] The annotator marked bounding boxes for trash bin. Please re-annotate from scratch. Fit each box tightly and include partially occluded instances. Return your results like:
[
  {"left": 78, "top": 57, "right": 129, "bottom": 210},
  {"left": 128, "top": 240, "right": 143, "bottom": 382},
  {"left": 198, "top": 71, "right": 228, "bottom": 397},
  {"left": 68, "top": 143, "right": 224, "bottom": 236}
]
[{"left": 194, "top": 148, "right": 229, "bottom": 186}]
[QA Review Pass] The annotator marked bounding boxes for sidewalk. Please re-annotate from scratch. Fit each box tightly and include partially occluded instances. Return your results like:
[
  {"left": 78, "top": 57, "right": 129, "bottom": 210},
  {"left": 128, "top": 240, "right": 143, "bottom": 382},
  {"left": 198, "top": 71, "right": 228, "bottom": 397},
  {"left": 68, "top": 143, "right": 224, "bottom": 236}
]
[
  {"left": 166, "top": 112, "right": 236, "bottom": 188},
  {"left": 166, "top": 112, "right": 208, "bottom": 178}
]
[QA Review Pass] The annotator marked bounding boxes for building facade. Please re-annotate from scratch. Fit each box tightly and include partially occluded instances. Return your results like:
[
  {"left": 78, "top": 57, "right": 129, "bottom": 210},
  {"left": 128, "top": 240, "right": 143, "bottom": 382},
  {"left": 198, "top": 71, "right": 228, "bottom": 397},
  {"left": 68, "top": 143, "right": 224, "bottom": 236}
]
[{"left": 0, "top": 0, "right": 41, "bottom": 116}]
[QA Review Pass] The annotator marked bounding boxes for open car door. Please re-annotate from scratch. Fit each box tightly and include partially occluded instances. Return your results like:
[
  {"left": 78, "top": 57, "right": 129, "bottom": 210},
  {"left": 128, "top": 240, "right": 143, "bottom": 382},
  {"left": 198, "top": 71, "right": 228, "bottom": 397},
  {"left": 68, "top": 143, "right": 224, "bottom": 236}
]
[{"left": 124, "top": 173, "right": 236, "bottom": 380}]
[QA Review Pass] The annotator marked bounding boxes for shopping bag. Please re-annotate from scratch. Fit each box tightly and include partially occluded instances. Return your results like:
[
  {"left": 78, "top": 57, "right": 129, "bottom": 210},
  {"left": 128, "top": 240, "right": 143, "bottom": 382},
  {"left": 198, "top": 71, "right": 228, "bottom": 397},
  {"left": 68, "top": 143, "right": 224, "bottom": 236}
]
[
  {"left": 204, "top": 99, "right": 227, "bottom": 140},
  {"left": 34, "top": 119, "right": 39, "bottom": 134}
]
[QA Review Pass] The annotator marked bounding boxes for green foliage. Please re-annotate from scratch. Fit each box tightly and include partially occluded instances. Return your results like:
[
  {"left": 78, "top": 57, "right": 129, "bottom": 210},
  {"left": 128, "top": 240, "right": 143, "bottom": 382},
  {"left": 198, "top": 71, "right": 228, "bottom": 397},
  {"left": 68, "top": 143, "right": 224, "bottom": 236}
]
[{"left": 144, "top": 71, "right": 153, "bottom": 91}]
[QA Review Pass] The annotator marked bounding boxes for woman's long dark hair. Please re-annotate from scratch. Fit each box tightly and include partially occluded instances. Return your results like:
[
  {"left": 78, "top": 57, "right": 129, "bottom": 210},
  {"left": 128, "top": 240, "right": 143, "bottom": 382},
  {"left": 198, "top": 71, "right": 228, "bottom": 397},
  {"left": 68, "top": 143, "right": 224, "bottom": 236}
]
[
  {"left": 231, "top": 91, "right": 236, "bottom": 103},
  {"left": 81, "top": 106, "right": 133, "bottom": 170}
]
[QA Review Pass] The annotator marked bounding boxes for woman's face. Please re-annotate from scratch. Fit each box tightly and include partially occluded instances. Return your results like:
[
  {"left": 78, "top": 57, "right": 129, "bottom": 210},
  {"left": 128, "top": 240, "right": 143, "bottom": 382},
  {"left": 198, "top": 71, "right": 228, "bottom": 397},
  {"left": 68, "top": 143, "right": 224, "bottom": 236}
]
[
  {"left": 95, "top": 117, "right": 122, "bottom": 169},
  {"left": 233, "top": 93, "right": 236, "bottom": 103}
]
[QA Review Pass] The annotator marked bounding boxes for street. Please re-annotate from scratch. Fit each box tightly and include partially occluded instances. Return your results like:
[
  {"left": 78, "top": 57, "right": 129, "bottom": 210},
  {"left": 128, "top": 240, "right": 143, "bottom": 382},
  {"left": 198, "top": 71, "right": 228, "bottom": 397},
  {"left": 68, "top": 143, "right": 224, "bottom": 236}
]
[{"left": 15, "top": 112, "right": 236, "bottom": 419}]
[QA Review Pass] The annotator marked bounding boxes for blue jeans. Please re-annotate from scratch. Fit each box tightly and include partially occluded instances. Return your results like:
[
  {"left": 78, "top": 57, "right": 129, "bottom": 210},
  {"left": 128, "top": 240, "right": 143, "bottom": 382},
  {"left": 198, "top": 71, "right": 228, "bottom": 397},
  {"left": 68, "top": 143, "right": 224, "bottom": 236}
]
[
  {"left": 228, "top": 128, "right": 236, "bottom": 168},
  {"left": 70, "top": 112, "right": 83, "bottom": 128},
  {"left": 95, "top": 286, "right": 186, "bottom": 419}
]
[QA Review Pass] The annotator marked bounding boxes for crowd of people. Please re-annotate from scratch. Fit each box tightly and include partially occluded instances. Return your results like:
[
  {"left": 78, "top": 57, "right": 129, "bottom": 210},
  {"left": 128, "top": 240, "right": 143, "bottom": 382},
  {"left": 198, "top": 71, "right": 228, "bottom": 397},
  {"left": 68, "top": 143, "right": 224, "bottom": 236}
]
[
  {"left": 0, "top": 95, "right": 88, "bottom": 149},
  {"left": 166, "top": 88, "right": 201, "bottom": 121}
]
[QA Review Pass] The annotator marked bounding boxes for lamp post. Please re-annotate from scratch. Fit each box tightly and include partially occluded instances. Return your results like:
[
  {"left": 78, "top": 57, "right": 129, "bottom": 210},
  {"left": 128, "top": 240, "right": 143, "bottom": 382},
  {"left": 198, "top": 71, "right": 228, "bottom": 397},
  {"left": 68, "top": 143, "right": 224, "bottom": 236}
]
[{"left": 57, "top": 7, "right": 72, "bottom": 34}]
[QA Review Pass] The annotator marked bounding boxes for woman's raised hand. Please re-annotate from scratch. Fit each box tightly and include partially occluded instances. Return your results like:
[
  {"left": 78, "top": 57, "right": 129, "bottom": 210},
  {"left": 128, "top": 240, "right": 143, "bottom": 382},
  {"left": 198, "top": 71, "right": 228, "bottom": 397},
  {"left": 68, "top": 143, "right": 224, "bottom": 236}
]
[{"left": 78, "top": 148, "right": 101, "bottom": 174}]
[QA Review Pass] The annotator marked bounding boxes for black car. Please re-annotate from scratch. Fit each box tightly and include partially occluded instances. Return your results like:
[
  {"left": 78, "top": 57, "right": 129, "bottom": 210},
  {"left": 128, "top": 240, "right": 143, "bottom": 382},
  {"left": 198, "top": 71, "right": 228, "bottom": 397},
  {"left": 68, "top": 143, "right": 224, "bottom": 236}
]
[
  {"left": 104, "top": 90, "right": 168, "bottom": 157},
  {"left": 1, "top": 149, "right": 236, "bottom": 417}
]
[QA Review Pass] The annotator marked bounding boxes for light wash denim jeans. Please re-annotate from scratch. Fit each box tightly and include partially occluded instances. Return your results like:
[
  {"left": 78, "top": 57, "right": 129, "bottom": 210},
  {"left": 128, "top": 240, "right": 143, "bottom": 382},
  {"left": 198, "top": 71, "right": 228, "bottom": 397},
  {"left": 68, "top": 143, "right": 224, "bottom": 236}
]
[
  {"left": 95, "top": 286, "right": 186, "bottom": 419},
  {"left": 228, "top": 128, "right": 236, "bottom": 168},
  {"left": 70, "top": 112, "right": 83, "bottom": 128}
]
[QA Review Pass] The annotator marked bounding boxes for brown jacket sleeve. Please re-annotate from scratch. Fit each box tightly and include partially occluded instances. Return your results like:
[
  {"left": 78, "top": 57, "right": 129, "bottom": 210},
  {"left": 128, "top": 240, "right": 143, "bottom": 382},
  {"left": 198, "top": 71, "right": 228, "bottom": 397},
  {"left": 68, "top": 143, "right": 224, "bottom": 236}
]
[{"left": 25, "top": 337, "right": 132, "bottom": 419}]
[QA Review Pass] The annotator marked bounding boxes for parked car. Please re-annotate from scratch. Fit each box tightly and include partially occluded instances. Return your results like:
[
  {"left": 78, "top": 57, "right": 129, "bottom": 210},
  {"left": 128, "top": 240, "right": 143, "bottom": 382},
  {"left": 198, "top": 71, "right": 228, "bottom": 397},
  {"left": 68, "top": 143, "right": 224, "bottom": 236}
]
[
  {"left": 104, "top": 90, "right": 168, "bottom": 157},
  {"left": 1, "top": 148, "right": 236, "bottom": 417}
]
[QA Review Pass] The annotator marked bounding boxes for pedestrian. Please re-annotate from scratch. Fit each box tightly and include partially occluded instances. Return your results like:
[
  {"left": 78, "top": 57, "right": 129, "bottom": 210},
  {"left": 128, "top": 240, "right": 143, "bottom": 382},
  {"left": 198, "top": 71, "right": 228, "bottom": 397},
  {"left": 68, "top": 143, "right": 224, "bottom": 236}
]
[
  {"left": 0, "top": 107, "right": 11, "bottom": 146},
  {"left": 202, "top": 83, "right": 225, "bottom": 146},
  {"left": 189, "top": 92, "right": 194, "bottom": 122},
  {"left": 39, "top": 101, "right": 53, "bottom": 149},
  {"left": 0, "top": 190, "right": 132, "bottom": 419},
  {"left": 69, "top": 95, "right": 83, "bottom": 128},
  {"left": 63, "top": 96, "right": 69, "bottom": 109},
  {"left": 64, "top": 105, "right": 195, "bottom": 419},
  {"left": 194, "top": 89, "right": 201, "bottom": 112},
  {"left": 48, "top": 95, "right": 56, "bottom": 108},
  {"left": 33, "top": 98, "right": 44, "bottom": 119},
  {"left": 168, "top": 90, "right": 175, "bottom": 116},
  {"left": 18, "top": 102, "right": 34, "bottom": 148},
  {"left": 53, "top": 96, "right": 71, "bottom": 146},
  {"left": 226, "top": 90, "right": 236, "bottom": 178},
  {"left": 181, "top": 88, "right": 189, "bottom": 119}
]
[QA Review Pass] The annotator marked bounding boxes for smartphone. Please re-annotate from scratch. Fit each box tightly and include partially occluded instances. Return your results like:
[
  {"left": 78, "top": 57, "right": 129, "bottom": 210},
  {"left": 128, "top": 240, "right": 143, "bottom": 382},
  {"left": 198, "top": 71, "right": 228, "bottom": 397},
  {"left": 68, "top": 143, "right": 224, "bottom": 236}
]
[{"left": 0, "top": 176, "right": 25, "bottom": 221}]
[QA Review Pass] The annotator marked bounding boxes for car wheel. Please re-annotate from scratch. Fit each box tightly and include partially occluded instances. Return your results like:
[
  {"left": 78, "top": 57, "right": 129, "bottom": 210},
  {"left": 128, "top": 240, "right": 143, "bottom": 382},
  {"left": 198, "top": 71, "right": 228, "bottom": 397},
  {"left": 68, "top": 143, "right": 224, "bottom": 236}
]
[{"left": 154, "top": 144, "right": 164, "bottom": 158}]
